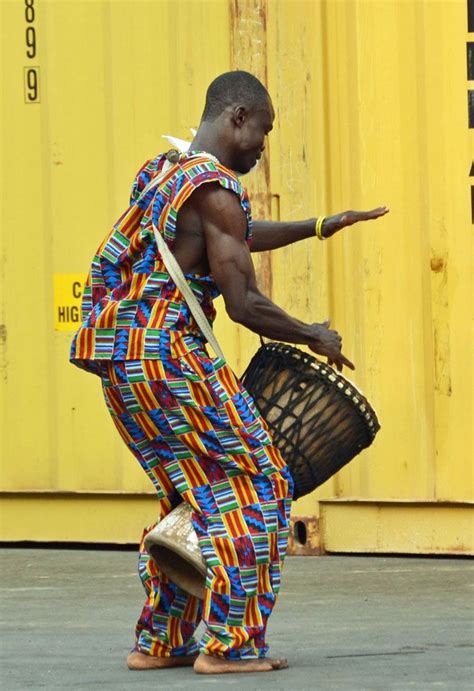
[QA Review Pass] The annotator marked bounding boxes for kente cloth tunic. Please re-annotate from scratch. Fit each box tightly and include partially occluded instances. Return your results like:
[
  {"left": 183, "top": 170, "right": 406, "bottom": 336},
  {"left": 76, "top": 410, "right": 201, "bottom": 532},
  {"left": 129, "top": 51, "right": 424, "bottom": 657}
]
[
  {"left": 70, "top": 152, "right": 293, "bottom": 659},
  {"left": 70, "top": 152, "right": 251, "bottom": 373}
]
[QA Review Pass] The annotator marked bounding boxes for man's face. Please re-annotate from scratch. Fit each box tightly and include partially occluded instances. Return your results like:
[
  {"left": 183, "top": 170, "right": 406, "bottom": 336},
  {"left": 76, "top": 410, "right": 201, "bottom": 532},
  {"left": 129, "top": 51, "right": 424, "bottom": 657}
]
[{"left": 231, "top": 97, "right": 275, "bottom": 175}]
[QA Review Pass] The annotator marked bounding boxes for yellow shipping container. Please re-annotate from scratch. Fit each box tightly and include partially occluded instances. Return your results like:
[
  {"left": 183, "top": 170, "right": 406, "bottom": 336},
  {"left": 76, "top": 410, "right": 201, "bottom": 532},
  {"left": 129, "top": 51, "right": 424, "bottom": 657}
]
[{"left": 1, "top": 0, "right": 472, "bottom": 554}]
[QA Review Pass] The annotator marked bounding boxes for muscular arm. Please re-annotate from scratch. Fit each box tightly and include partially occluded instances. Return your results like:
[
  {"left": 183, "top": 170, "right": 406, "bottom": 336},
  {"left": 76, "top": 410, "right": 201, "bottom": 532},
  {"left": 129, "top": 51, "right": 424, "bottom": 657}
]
[
  {"left": 190, "top": 184, "right": 353, "bottom": 369},
  {"left": 202, "top": 191, "right": 312, "bottom": 342}
]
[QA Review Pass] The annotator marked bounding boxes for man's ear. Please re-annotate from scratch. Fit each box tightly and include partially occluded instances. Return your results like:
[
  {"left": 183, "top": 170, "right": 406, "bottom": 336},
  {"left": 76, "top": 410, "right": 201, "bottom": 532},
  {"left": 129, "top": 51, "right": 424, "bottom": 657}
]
[{"left": 231, "top": 105, "right": 247, "bottom": 129}]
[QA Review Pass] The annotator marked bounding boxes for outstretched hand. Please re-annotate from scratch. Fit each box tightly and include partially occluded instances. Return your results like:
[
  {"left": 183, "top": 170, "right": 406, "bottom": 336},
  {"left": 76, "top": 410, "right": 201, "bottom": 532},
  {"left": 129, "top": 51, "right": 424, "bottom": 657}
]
[{"left": 323, "top": 207, "right": 389, "bottom": 239}]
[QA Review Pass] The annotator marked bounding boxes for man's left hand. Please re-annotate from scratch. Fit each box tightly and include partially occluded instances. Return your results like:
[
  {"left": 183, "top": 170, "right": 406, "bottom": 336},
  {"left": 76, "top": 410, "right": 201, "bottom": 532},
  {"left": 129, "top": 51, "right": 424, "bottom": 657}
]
[{"left": 322, "top": 207, "right": 389, "bottom": 239}]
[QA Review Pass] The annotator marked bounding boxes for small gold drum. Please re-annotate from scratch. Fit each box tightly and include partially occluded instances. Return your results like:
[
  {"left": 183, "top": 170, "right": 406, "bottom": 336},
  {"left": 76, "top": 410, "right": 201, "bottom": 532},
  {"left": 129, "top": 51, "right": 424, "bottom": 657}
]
[{"left": 144, "top": 502, "right": 206, "bottom": 600}]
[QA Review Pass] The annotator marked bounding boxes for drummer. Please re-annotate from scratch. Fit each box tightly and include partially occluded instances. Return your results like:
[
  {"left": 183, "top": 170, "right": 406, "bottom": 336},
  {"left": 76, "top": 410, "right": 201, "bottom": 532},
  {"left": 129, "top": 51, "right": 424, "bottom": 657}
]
[{"left": 70, "top": 70, "right": 388, "bottom": 674}]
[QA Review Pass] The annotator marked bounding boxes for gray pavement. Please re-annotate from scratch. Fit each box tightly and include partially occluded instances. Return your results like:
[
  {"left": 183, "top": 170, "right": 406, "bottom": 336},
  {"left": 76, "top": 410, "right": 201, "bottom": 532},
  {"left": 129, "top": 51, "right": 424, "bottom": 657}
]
[{"left": 0, "top": 549, "right": 473, "bottom": 690}]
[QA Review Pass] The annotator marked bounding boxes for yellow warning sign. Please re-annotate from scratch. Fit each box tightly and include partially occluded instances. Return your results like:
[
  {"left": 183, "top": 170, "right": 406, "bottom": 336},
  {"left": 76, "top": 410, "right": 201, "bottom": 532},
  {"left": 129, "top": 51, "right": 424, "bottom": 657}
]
[{"left": 53, "top": 273, "right": 87, "bottom": 331}]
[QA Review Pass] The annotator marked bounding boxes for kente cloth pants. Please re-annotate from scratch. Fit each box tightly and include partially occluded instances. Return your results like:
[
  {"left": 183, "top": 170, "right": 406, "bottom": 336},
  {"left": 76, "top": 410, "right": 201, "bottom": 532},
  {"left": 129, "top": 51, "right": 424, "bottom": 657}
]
[{"left": 99, "top": 350, "right": 293, "bottom": 660}]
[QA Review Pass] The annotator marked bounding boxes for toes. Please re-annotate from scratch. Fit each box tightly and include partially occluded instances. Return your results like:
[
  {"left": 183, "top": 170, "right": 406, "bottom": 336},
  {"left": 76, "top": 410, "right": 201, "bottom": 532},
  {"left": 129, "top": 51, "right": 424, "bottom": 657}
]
[
  {"left": 271, "top": 658, "right": 289, "bottom": 670},
  {"left": 194, "top": 653, "right": 289, "bottom": 674}
]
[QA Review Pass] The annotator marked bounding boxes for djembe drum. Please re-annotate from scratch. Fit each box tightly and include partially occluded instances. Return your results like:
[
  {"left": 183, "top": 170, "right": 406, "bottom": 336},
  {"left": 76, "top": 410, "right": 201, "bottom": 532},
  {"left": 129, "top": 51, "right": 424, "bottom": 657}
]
[
  {"left": 241, "top": 342, "right": 380, "bottom": 499},
  {"left": 145, "top": 342, "right": 380, "bottom": 598}
]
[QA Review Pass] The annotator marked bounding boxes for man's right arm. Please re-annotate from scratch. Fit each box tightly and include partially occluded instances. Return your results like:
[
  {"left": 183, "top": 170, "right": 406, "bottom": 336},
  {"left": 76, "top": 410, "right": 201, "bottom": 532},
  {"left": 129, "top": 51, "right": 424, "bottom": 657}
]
[{"left": 194, "top": 183, "right": 354, "bottom": 371}]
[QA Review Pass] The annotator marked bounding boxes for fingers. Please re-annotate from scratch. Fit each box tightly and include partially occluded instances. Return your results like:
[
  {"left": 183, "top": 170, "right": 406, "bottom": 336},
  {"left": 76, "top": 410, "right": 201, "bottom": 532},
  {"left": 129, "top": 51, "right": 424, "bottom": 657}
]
[
  {"left": 310, "top": 322, "right": 355, "bottom": 371},
  {"left": 336, "top": 353, "right": 355, "bottom": 371},
  {"left": 327, "top": 353, "right": 355, "bottom": 372},
  {"left": 365, "top": 206, "right": 390, "bottom": 218},
  {"left": 327, "top": 353, "right": 354, "bottom": 372},
  {"left": 347, "top": 207, "right": 390, "bottom": 223},
  {"left": 337, "top": 206, "right": 389, "bottom": 229}
]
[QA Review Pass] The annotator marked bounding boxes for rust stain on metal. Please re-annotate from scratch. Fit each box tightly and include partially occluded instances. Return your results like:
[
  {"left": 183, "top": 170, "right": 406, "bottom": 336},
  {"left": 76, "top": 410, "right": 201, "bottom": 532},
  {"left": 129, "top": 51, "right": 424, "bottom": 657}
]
[
  {"left": 286, "top": 515, "right": 323, "bottom": 556},
  {"left": 430, "top": 256, "right": 445, "bottom": 273},
  {"left": 230, "top": 0, "right": 273, "bottom": 298},
  {"left": 443, "top": 544, "right": 470, "bottom": 554},
  {"left": 430, "top": 250, "right": 451, "bottom": 396}
]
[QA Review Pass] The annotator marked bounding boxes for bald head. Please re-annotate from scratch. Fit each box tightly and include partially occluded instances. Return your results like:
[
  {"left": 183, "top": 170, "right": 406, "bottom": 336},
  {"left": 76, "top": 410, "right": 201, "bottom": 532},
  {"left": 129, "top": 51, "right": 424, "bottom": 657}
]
[{"left": 202, "top": 71, "right": 270, "bottom": 121}]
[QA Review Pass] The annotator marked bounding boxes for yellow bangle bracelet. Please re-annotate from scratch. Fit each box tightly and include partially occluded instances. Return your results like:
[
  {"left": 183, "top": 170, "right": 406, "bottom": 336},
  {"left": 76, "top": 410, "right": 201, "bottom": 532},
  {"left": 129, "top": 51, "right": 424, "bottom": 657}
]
[{"left": 315, "top": 215, "right": 326, "bottom": 240}]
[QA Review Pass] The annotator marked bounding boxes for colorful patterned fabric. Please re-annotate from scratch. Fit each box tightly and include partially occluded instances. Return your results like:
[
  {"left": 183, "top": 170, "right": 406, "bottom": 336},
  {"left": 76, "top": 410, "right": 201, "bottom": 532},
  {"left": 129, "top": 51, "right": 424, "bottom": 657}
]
[
  {"left": 70, "top": 152, "right": 252, "bottom": 375},
  {"left": 99, "top": 354, "right": 293, "bottom": 659}
]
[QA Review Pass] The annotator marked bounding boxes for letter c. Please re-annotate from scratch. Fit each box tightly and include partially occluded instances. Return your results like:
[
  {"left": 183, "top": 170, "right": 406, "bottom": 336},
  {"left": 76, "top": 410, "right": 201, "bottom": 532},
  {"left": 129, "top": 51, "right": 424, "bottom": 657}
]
[{"left": 72, "top": 281, "right": 82, "bottom": 299}]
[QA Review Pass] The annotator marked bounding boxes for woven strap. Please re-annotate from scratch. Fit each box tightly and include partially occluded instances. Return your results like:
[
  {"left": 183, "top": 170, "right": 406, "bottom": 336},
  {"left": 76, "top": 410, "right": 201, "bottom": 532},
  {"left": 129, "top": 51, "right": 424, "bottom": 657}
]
[
  {"left": 151, "top": 222, "right": 225, "bottom": 361},
  {"left": 136, "top": 158, "right": 226, "bottom": 362}
]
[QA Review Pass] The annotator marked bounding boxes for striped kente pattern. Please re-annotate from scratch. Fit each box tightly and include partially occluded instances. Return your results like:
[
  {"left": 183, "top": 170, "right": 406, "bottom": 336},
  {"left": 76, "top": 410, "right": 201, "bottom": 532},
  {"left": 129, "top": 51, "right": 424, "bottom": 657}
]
[
  {"left": 70, "top": 152, "right": 252, "bottom": 375},
  {"left": 100, "top": 355, "right": 293, "bottom": 659}
]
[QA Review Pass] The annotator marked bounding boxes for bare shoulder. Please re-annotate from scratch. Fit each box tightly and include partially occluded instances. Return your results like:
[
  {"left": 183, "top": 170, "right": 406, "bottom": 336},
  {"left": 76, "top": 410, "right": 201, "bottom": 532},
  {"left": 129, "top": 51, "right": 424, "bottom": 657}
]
[
  {"left": 189, "top": 182, "right": 247, "bottom": 234},
  {"left": 174, "top": 181, "right": 248, "bottom": 274}
]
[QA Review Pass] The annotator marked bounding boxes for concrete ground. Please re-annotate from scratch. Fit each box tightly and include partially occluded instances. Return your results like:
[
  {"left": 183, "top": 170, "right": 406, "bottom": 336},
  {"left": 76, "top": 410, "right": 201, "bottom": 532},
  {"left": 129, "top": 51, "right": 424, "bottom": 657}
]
[{"left": 0, "top": 549, "right": 472, "bottom": 690}]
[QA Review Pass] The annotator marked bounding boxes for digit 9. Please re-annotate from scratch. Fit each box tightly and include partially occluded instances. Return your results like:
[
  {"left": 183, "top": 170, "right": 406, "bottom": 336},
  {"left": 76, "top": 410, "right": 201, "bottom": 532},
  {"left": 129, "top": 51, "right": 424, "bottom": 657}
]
[
  {"left": 26, "top": 68, "right": 38, "bottom": 101},
  {"left": 26, "top": 26, "right": 36, "bottom": 58}
]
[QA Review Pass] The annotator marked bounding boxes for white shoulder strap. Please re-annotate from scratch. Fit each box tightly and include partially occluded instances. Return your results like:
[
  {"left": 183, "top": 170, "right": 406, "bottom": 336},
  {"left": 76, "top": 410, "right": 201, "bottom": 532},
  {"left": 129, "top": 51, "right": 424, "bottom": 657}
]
[{"left": 151, "top": 221, "right": 225, "bottom": 361}]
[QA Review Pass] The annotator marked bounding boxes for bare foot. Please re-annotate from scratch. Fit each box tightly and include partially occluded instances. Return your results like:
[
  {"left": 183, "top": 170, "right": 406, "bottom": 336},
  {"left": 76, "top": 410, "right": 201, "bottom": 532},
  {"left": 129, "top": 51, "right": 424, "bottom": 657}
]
[
  {"left": 127, "top": 651, "right": 198, "bottom": 670},
  {"left": 194, "top": 653, "right": 289, "bottom": 674}
]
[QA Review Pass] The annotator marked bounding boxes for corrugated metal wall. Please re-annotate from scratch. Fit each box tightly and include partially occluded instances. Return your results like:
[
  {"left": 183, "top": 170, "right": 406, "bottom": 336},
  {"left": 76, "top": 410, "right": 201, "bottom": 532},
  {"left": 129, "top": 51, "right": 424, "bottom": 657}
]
[{"left": 1, "top": 0, "right": 472, "bottom": 553}]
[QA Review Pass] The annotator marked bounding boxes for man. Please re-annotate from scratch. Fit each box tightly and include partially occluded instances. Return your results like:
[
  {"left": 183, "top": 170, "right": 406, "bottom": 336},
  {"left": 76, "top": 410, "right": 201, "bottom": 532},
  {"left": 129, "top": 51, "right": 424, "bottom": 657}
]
[{"left": 70, "top": 70, "right": 388, "bottom": 674}]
